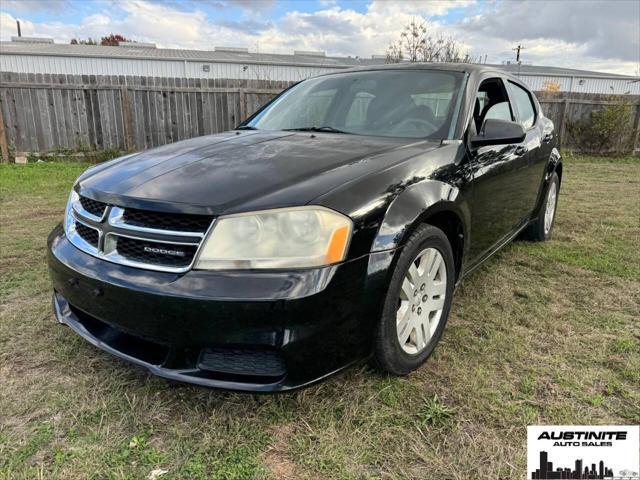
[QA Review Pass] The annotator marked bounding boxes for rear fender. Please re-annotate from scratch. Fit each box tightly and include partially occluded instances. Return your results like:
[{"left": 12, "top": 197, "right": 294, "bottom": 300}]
[
  {"left": 532, "top": 147, "right": 562, "bottom": 217},
  {"left": 547, "top": 147, "right": 562, "bottom": 180}
]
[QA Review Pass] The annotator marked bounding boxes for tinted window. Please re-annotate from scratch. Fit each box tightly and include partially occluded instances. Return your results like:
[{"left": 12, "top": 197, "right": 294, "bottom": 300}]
[
  {"left": 476, "top": 91, "right": 489, "bottom": 112},
  {"left": 246, "top": 70, "right": 464, "bottom": 139},
  {"left": 483, "top": 101, "right": 513, "bottom": 122},
  {"left": 411, "top": 92, "right": 454, "bottom": 123},
  {"left": 345, "top": 92, "right": 375, "bottom": 127},
  {"left": 253, "top": 88, "right": 337, "bottom": 130},
  {"left": 474, "top": 78, "right": 514, "bottom": 131},
  {"left": 509, "top": 82, "right": 536, "bottom": 128}
]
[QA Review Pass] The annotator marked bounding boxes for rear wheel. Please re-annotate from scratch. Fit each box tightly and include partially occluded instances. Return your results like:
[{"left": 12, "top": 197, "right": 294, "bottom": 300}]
[
  {"left": 524, "top": 172, "right": 560, "bottom": 241},
  {"left": 373, "top": 224, "right": 455, "bottom": 375}
]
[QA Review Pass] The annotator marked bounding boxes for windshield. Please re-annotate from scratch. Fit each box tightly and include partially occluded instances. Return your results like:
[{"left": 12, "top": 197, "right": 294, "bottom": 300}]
[{"left": 244, "top": 70, "right": 464, "bottom": 139}]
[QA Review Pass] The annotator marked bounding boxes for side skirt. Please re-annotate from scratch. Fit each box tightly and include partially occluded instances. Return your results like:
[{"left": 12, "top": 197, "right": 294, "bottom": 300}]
[{"left": 456, "top": 219, "right": 534, "bottom": 284}]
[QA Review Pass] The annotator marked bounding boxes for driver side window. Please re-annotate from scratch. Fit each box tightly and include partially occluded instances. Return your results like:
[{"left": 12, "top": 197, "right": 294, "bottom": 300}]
[
  {"left": 474, "top": 78, "right": 515, "bottom": 131},
  {"left": 484, "top": 102, "right": 513, "bottom": 122}
]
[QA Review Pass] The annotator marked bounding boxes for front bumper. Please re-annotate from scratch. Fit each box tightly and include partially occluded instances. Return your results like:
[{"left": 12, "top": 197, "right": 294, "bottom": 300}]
[{"left": 48, "top": 224, "right": 393, "bottom": 392}]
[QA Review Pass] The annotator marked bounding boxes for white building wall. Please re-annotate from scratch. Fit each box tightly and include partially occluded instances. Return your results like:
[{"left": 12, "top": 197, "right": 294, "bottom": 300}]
[
  {"left": 2, "top": 53, "right": 638, "bottom": 94},
  {"left": 0, "top": 54, "right": 344, "bottom": 82},
  {"left": 516, "top": 74, "right": 639, "bottom": 95}
]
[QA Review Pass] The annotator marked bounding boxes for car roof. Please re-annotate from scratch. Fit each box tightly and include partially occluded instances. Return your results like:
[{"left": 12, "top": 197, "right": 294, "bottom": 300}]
[{"left": 318, "top": 62, "right": 522, "bottom": 83}]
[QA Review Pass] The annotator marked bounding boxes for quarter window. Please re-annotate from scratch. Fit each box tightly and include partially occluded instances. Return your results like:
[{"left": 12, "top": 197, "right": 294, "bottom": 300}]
[{"left": 509, "top": 82, "right": 536, "bottom": 129}]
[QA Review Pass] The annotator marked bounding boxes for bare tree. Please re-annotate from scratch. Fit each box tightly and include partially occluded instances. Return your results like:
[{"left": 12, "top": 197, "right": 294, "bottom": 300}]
[{"left": 386, "top": 19, "right": 480, "bottom": 64}]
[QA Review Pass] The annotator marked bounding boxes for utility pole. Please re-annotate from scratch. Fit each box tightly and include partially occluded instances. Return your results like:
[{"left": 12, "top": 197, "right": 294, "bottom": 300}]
[
  {"left": 513, "top": 44, "right": 526, "bottom": 62},
  {"left": 16, "top": 20, "right": 21, "bottom": 37}
]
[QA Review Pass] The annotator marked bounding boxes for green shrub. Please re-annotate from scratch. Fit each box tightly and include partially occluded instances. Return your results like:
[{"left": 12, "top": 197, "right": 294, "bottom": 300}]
[{"left": 567, "top": 98, "right": 636, "bottom": 155}]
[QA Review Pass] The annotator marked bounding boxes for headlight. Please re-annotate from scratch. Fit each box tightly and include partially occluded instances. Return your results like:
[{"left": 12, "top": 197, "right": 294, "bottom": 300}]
[
  {"left": 195, "top": 206, "right": 352, "bottom": 270},
  {"left": 64, "top": 189, "right": 79, "bottom": 236}
]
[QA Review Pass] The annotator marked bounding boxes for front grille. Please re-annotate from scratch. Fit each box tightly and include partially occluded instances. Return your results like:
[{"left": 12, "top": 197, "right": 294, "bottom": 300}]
[
  {"left": 79, "top": 196, "right": 107, "bottom": 218},
  {"left": 115, "top": 237, "right": 197, "bottom": 268},
  {"left": 75, "top": 222, "right": 99, "bottom": 247},
  {"left": 122, "top": 207, "right": 212, "bottom": 233},
  {"left": 67, "top": 194, "right": 211, "bottom": 272}
]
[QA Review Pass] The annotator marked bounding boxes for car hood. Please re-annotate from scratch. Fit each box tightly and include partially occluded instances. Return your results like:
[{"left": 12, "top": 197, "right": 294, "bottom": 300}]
[{"left": 78, "top": 130, "right": 439, "bottom": 215}]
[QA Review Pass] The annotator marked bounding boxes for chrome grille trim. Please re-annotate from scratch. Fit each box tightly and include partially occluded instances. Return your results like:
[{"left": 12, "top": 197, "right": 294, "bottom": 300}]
[
  {"left": 75, "top": 221, "right": 100, "bottom": 248},
  {"left": 65, "top": 193, "right": 214, "bottom": 273},
  {"left": 108, "top": 207, "right": 206, "bottom": 239},
  {"left": 72, "top": 194, "right": 107, "bottom": 222},
  {"left": 66, "top": 216, "right": 102, "bottom": 257}
]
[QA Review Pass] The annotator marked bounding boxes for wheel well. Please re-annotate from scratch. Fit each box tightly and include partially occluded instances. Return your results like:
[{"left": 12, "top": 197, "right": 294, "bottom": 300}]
[{"left": 422, "top": 211, "right": 464, "bottom": 281}]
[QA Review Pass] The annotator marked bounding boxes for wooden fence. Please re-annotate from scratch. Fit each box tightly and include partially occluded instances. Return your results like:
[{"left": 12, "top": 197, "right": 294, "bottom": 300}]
[
  {"left": 0, "top": 73, "right": 290, "bottom": 160},
  {"left": 535, "top": 91, "right": 640, "bottom": 153},
  {"left": 0, "top": 73, "right": 638, "bottom": 161}
]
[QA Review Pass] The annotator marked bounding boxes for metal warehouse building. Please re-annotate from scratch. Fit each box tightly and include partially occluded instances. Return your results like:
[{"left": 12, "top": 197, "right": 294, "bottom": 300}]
[
  {"left": 1, "top": 38, "right": 638, "bottom": 95},
  {"left": 0, "top": 38, "right": 382, "bottom": 83},
  {"left": 497, "top": 63, "right": 639, "bottom": 96}
]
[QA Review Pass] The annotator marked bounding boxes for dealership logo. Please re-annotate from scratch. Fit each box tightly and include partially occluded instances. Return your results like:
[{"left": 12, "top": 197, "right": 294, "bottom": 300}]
[
  {"left": 143, "top": 246, "right": 186, "bottom": 257},
  {"left": 528, "top": 426, "right": 639, "bottom": 479}
]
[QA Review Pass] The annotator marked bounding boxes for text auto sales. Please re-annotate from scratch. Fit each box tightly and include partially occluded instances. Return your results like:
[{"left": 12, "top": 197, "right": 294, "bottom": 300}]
[{"left": 538, "top": 431, "right": 627, "bottom": 447}]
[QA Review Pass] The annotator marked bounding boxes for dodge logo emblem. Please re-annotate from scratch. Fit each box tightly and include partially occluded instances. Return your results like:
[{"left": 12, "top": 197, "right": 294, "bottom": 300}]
[{"left": 143, "top": 246, "right": 186, "bottom": 257}]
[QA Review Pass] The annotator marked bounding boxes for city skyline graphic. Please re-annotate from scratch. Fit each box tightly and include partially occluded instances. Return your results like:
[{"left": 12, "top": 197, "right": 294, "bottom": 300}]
[{"left": 531, "top": 451, "right": 614, "bottom": 479}]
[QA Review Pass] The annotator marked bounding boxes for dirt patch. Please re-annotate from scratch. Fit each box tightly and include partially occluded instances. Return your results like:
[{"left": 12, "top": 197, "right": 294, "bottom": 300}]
[{"left": 261, "top": 425, "right": 301, "bottom": 480}]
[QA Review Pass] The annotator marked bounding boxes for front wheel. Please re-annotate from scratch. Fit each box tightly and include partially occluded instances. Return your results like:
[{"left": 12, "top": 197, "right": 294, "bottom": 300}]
[
  {"left": 373, "top": 224, "right": 455, "bottom": 376},
  {"left": 523, "top": 172, "right": 560, "bottom": 241}
]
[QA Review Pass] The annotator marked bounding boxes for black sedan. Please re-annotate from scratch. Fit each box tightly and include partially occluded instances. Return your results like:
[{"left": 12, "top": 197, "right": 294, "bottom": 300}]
[{"left": 48, "top": 63, "right": 562, "bottom": 392}]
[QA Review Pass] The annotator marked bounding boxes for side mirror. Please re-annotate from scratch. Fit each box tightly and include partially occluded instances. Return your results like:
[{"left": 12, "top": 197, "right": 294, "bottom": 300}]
[{"left": 470, "top": 118, "right": 526, "bottom": 147}]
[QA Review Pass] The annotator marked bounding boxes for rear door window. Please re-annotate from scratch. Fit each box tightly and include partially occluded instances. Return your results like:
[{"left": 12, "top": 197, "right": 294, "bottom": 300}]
[{"left": 508, "top": 81, "right": 536, "bottom": 129}]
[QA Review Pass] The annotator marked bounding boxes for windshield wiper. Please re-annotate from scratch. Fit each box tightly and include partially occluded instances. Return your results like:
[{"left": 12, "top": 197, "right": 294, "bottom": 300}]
[
  {"left": 235, "top": 125, "right": 258, "bottom": 130},
  {"left": 284, "top": 126, "right": 351, "bottom": 134}
]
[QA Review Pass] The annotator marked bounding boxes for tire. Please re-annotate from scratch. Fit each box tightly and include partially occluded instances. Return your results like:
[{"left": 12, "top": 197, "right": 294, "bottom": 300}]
[
  {"left": 373, "top": 224, "right": 455, "bottom": 376},
  {"left": 523, "top": 172, "right": 560, "bottom": 242}
]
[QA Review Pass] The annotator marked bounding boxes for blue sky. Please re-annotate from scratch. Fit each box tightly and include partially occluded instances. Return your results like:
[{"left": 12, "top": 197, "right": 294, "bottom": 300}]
[{"left": 1, "top": 0, "right": 638, "bottom": 75}]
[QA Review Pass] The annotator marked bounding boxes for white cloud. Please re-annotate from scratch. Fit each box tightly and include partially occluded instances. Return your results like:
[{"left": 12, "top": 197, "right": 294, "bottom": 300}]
[
  {"left": 263, "top": 4, "right": 467, "bottom": 57},
  {"left": 367, "top": 0, "right": 475, "bottom": 17},
  {"left": 1, "top": 12, "right": 37, "bottom": 39},
  {"left": 0, "top": 0, "right": 637, "bottom": 75},
  {"left": 116, "top": 1, "right": 208, "bottom": 46},
  {"left": 458, "top": 0, "right": 639, "bottom": 63},
  {"left": 1, "top": 0, "right": 71, "bottom": 13}
]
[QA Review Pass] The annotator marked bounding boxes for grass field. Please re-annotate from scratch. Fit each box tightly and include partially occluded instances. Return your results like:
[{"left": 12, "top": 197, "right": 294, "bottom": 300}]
[{"left": 1, "top": 155, "right": 638, "bottom": 479}]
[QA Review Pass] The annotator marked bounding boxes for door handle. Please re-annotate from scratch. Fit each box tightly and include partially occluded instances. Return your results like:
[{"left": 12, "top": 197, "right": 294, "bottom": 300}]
[{"left": 515, "top": 146, "right": 527, "bottom": 156}]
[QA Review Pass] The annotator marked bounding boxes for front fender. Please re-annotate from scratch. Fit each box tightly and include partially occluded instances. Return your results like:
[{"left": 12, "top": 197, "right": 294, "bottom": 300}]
[
  {"left": 371, "top": 179, "right": 471, "bottom": 252},
  {"left": 360, "top": 179, "right": 470, "bottom": 320}
]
